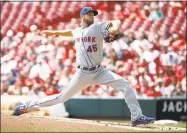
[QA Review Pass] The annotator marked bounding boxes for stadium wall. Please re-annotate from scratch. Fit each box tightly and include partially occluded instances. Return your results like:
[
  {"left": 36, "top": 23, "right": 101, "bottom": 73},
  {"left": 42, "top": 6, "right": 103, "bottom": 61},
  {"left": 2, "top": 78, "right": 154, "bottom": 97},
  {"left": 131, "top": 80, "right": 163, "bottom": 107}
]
[
  {"left": 64, "top": 97, "right": 156, "bottom": 118},
  {"left": 65, "top": 97, "right": 186, "bottom": 121}
]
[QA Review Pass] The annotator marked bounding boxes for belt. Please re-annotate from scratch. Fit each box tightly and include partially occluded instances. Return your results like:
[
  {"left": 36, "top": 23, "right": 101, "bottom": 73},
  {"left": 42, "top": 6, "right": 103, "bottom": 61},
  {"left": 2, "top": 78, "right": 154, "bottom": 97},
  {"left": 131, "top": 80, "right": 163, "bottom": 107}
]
[{"left": 77, "top": 64, "right": 100, "bottom": 71}]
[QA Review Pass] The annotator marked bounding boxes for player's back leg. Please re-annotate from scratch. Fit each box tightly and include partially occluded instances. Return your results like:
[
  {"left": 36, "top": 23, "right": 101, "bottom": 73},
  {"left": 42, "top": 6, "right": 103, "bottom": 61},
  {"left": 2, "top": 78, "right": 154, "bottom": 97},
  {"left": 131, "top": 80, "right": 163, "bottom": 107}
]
[{"left": 13, "top": 70, "right": 91, "bottom": 116}]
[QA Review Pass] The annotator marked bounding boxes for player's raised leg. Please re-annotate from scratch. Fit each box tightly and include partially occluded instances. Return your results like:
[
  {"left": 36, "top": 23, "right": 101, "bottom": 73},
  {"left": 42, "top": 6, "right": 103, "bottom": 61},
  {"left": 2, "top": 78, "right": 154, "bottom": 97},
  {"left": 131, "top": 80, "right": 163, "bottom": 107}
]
[
  {"left": 12, "top": 70, "right": 91, "bottom": 116},
  {"left": 93, "top": 67, "right": 155, "bottom": 126}
]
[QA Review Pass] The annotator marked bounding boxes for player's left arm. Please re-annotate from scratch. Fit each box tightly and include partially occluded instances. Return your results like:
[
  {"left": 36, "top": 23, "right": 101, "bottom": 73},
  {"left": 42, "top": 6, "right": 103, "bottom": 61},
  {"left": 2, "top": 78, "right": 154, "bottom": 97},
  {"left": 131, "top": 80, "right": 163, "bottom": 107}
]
[{"left": 41, "top": 30, "right": 73, "bottom": 37}]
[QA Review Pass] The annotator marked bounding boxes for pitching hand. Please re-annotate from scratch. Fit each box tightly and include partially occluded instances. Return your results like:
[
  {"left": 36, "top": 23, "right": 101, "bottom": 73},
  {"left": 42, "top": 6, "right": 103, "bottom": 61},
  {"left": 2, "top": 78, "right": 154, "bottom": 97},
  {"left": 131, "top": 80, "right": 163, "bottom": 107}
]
[{"left": 108, "top": 27, "right": 119, "bottom": 35}]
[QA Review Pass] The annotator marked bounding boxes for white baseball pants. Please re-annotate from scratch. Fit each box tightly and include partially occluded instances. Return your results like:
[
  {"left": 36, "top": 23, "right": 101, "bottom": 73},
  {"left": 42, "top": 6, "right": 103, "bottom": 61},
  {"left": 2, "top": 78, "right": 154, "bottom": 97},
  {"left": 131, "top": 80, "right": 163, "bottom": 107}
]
[{"left": 28, "top": 66, "right": 142, "bottom": 121}]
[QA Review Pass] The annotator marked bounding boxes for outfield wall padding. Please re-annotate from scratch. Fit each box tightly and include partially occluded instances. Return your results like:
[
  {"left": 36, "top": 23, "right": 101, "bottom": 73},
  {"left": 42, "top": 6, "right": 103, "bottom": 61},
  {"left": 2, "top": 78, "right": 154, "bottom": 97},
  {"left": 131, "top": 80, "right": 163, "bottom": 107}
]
[
  {"left": 64, "top": 97, "right": 156, "bottom": 118},
  {"left": 64, "top": 97, "right": 186, "bottom": 121}
]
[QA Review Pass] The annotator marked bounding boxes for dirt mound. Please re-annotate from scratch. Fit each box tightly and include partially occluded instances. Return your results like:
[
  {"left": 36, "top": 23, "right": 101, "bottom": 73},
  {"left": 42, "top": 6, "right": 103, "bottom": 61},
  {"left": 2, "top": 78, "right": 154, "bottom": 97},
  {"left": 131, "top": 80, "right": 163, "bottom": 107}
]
[{"left": 1, "top": 113, "right": 186, "bottom": 132}]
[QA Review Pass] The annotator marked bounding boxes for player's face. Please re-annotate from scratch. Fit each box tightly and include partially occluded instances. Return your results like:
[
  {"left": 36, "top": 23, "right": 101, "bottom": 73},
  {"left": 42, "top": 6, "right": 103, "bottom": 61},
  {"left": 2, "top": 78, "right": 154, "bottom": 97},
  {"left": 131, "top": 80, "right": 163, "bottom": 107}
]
[{"left": 83, "top": 12, "right": 94, "bottom": 25}]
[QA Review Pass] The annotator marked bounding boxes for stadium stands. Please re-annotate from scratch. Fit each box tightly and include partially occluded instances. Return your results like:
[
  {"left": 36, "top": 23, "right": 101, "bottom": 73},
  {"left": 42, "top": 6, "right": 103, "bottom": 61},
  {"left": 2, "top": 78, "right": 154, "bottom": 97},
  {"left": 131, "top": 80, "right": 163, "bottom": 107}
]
[{"left": 1, "top": 1, "right": 186, "bottom": 98}]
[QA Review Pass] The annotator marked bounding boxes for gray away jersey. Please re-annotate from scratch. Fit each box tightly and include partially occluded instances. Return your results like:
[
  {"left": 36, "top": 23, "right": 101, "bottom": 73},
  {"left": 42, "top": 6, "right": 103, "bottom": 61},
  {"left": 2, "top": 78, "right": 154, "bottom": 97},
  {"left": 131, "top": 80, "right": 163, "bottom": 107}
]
[{"left": 72, "top": 22, "right": 110, "bottom": 67}]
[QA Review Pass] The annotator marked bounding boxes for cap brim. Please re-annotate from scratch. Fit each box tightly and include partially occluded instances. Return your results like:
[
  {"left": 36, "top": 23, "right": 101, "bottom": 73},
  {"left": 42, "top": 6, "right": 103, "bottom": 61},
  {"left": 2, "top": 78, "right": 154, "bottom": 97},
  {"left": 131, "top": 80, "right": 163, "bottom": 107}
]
[
  {"left": 86, "top": 10, "right": 98, "bottom": 16},
  {"left": 92, "top": 10, "right": 98, "bottom": 16},
  {"left": 80, "top": 10, "right": 98, "bottom": 16}
]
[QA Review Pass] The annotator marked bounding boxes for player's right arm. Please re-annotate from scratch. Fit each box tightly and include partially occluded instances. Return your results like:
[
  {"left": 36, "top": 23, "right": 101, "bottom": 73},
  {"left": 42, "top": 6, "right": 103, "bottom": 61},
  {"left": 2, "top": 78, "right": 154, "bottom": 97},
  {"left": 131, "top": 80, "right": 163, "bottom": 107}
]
[
  {"left": 41, "top": 30, "right": 73, "bottom": 37},
  {"left": 108, "top": 20, "right": 121, "bottom": 35}
]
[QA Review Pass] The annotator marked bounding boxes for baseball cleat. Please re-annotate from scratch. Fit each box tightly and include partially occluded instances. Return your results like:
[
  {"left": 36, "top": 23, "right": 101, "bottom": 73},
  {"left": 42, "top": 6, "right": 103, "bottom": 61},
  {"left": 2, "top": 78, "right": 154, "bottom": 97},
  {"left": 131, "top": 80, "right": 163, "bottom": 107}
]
[
  {"left": 131, "top": 115, "right": 155, "bottom": 126},
  {"left": 12, "top": 101, "right": 31, "bottom": 116}
]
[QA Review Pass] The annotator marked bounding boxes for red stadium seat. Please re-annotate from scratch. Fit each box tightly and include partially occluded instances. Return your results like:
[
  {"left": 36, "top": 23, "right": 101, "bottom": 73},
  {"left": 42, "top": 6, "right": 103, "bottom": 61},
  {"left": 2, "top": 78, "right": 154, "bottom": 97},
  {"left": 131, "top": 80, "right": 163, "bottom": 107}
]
[{"left": 1, "top": 2, "right": 186, "bottom": 98}]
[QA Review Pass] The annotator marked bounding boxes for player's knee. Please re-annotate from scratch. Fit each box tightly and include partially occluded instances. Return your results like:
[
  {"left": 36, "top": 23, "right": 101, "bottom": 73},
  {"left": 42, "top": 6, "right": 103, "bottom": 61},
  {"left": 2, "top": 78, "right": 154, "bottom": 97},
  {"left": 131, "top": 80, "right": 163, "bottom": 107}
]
[
  {"left": 118, "top": 79, "right": 130, "bottom": 87},
  {"left": 118, "top": 79, "right": 133, "bottom": 92}
]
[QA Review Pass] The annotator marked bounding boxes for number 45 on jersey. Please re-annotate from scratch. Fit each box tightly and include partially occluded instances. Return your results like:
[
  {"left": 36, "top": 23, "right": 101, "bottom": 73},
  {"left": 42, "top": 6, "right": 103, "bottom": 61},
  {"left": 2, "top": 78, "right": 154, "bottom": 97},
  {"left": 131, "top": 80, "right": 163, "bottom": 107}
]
[{"left": 87, "top": 44, "right": 98, "bottom": 53}]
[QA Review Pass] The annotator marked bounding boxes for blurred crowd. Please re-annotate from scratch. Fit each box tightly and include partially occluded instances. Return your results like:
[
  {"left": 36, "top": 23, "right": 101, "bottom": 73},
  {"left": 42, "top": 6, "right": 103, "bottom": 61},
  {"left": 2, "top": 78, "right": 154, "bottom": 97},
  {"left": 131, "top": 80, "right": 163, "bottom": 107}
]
[{"left": 1, "top": 1, "right": 186, "bottom": 98}]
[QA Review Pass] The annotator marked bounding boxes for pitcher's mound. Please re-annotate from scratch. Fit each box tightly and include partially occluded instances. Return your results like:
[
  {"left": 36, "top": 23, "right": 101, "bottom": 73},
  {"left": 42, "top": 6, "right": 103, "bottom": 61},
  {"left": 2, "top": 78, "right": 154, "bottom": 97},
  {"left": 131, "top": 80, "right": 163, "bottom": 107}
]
[{"left": 1, "top": 113, "right": 185, "bottom": 132}]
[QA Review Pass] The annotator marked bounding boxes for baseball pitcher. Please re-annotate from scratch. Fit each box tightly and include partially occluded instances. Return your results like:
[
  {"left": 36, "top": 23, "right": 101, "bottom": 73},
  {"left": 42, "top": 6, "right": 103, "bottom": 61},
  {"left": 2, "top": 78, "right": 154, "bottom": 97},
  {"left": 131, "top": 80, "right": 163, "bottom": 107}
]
[{"left": 13, "top": 7, "right": 155, "bottom": 126}]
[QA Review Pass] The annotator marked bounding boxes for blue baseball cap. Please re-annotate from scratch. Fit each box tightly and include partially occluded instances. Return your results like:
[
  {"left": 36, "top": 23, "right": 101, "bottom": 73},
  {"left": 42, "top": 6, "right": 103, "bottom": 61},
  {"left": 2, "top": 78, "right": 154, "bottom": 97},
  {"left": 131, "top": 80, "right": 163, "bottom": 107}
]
[{"left": 80, "top": 7, "right": 98, "bottom": 16}]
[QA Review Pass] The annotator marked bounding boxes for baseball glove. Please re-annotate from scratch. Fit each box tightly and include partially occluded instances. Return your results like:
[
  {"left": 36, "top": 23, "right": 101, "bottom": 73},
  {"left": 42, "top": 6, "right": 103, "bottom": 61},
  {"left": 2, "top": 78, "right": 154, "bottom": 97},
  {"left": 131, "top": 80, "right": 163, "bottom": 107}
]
[{"left": 103, "top": 32, "right": 124, "bottom": 43}]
